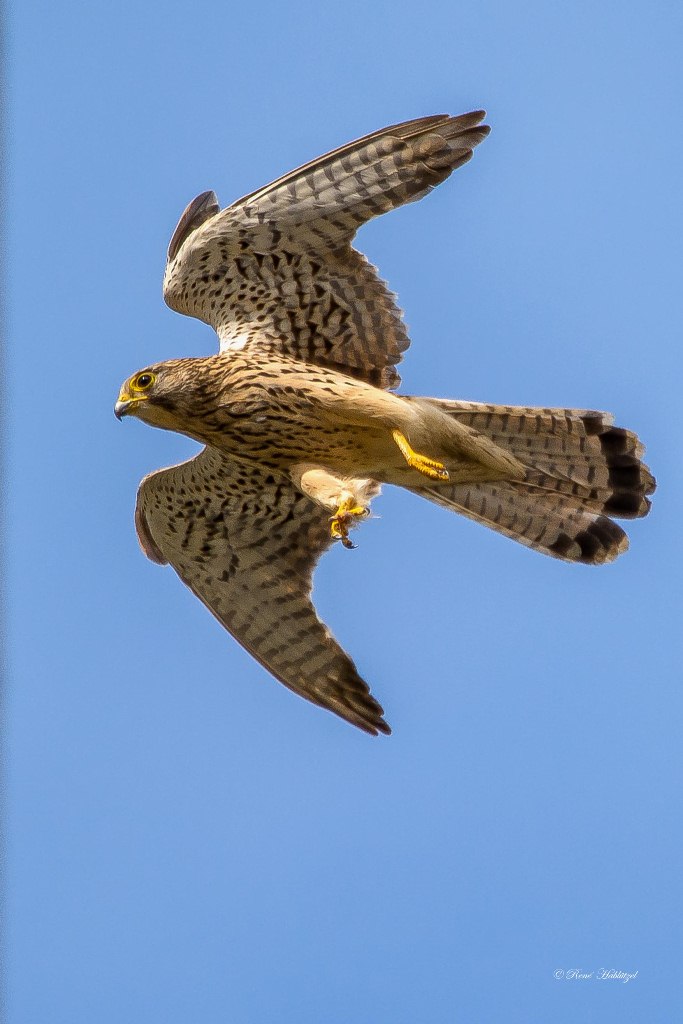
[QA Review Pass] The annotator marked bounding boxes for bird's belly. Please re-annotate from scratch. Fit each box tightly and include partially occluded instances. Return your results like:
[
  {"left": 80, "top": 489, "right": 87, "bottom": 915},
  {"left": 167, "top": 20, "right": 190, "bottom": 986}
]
[{"left": 202, "top": 410, "right": 391, "bottom": 478}]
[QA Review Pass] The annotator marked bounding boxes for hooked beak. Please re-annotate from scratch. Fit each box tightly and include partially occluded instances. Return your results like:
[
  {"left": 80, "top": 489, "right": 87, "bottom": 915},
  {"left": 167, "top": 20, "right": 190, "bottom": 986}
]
[{"left": 114, "top": 399, "right": 133, "bottom": 420}]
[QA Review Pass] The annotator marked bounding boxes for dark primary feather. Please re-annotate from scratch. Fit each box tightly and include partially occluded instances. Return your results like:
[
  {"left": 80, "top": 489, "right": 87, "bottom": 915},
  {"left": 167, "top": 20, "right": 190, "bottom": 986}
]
[
  {"left": 167, "top": 190, "right": 219, "bottom": 263},
  {"left": 223, "top": 110, "right": 490, "bottom": 241}
]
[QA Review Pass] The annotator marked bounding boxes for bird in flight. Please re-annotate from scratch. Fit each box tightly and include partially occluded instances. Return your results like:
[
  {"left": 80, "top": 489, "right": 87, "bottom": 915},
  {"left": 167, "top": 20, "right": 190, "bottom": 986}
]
[{"left": 116, "top": 111, "right": 655, "bottom": 736}]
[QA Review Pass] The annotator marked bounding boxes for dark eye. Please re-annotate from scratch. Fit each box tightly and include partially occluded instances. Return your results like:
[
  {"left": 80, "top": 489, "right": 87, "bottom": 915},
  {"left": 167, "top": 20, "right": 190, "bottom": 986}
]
[{"left": 133, "top": 372, "right": 155, "bottom": 390}]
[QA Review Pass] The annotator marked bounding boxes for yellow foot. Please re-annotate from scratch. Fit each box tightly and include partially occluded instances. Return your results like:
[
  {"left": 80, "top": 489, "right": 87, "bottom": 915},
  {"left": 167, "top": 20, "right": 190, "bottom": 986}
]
[
  {"left": 329, "top": 496, "right": 370, "bottom": 550},
  {"left": 392, "top": 429, "right": 450, "bottom": 482}
]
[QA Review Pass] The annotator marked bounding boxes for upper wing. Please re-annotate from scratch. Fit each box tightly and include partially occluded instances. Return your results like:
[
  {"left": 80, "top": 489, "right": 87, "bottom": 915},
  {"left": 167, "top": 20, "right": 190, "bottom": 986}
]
[
  {"left": 163, "top": 112, "right": 490, "bottom": 388},
  {"left": 135, "top": 446, "right": 390, "bottom": 735}
]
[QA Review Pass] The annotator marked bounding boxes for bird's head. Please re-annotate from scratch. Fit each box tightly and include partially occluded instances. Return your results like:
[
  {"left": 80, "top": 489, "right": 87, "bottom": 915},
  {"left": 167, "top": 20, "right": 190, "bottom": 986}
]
[
  {"left": 115, "top": 358, "right": 218, "bottom": 435},
  {"left": 115, "top": 364, "right": 174, "bottom": 429}
]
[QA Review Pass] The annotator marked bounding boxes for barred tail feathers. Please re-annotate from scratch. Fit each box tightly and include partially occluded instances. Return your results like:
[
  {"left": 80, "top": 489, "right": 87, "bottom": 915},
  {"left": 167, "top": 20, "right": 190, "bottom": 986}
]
[{"left": 410, "top": 400, "right": 655, "bottom": 565}]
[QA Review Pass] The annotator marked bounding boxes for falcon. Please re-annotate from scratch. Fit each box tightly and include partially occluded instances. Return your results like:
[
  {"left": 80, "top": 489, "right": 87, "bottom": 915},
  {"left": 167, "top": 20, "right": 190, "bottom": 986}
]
[{"left": 115, "top": 111, "right": 655, "bottom": 735}]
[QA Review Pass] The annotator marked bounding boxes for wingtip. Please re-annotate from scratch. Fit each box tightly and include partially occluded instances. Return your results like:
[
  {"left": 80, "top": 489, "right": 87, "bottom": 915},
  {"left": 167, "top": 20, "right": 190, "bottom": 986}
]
[
  {"left": 353, "top": 711, "right": 392, "bottom": 737},
  {"left": 167, "top": 189, "right": 221, "bottom": 263}
]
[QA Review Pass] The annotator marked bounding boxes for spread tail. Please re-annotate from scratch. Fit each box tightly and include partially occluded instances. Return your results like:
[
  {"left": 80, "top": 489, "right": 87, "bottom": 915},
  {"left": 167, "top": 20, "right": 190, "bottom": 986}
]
[{"left": 408, "top": 400, "right": 655, "bottom": 564}]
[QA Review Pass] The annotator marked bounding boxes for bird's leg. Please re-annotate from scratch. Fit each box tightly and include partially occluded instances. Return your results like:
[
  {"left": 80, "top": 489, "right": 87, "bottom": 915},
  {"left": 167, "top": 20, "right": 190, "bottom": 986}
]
[
  {"left": 290, "top": 465, "right": 377, "bottom": 550},
  {"left": 391, "top": 429, "right": 450, "bottom": 482},
  {"left": 330, "top": 494, "right": 370, "bottom": 549}
]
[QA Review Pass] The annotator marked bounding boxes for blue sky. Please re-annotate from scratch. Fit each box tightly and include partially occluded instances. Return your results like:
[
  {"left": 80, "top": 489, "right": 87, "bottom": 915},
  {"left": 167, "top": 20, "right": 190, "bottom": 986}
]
[{"left": 8, "top": 1, "right": 682, "bottom": 1021}]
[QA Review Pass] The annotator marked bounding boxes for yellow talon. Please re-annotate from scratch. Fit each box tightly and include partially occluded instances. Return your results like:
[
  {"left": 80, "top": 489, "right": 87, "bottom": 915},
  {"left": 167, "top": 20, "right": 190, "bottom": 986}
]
[
  {"left": 392, "top": 429, "right": 450, "bottom": 481},
  {"left": 329, "top": 496, "right": 369, "bottom": 549}
]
